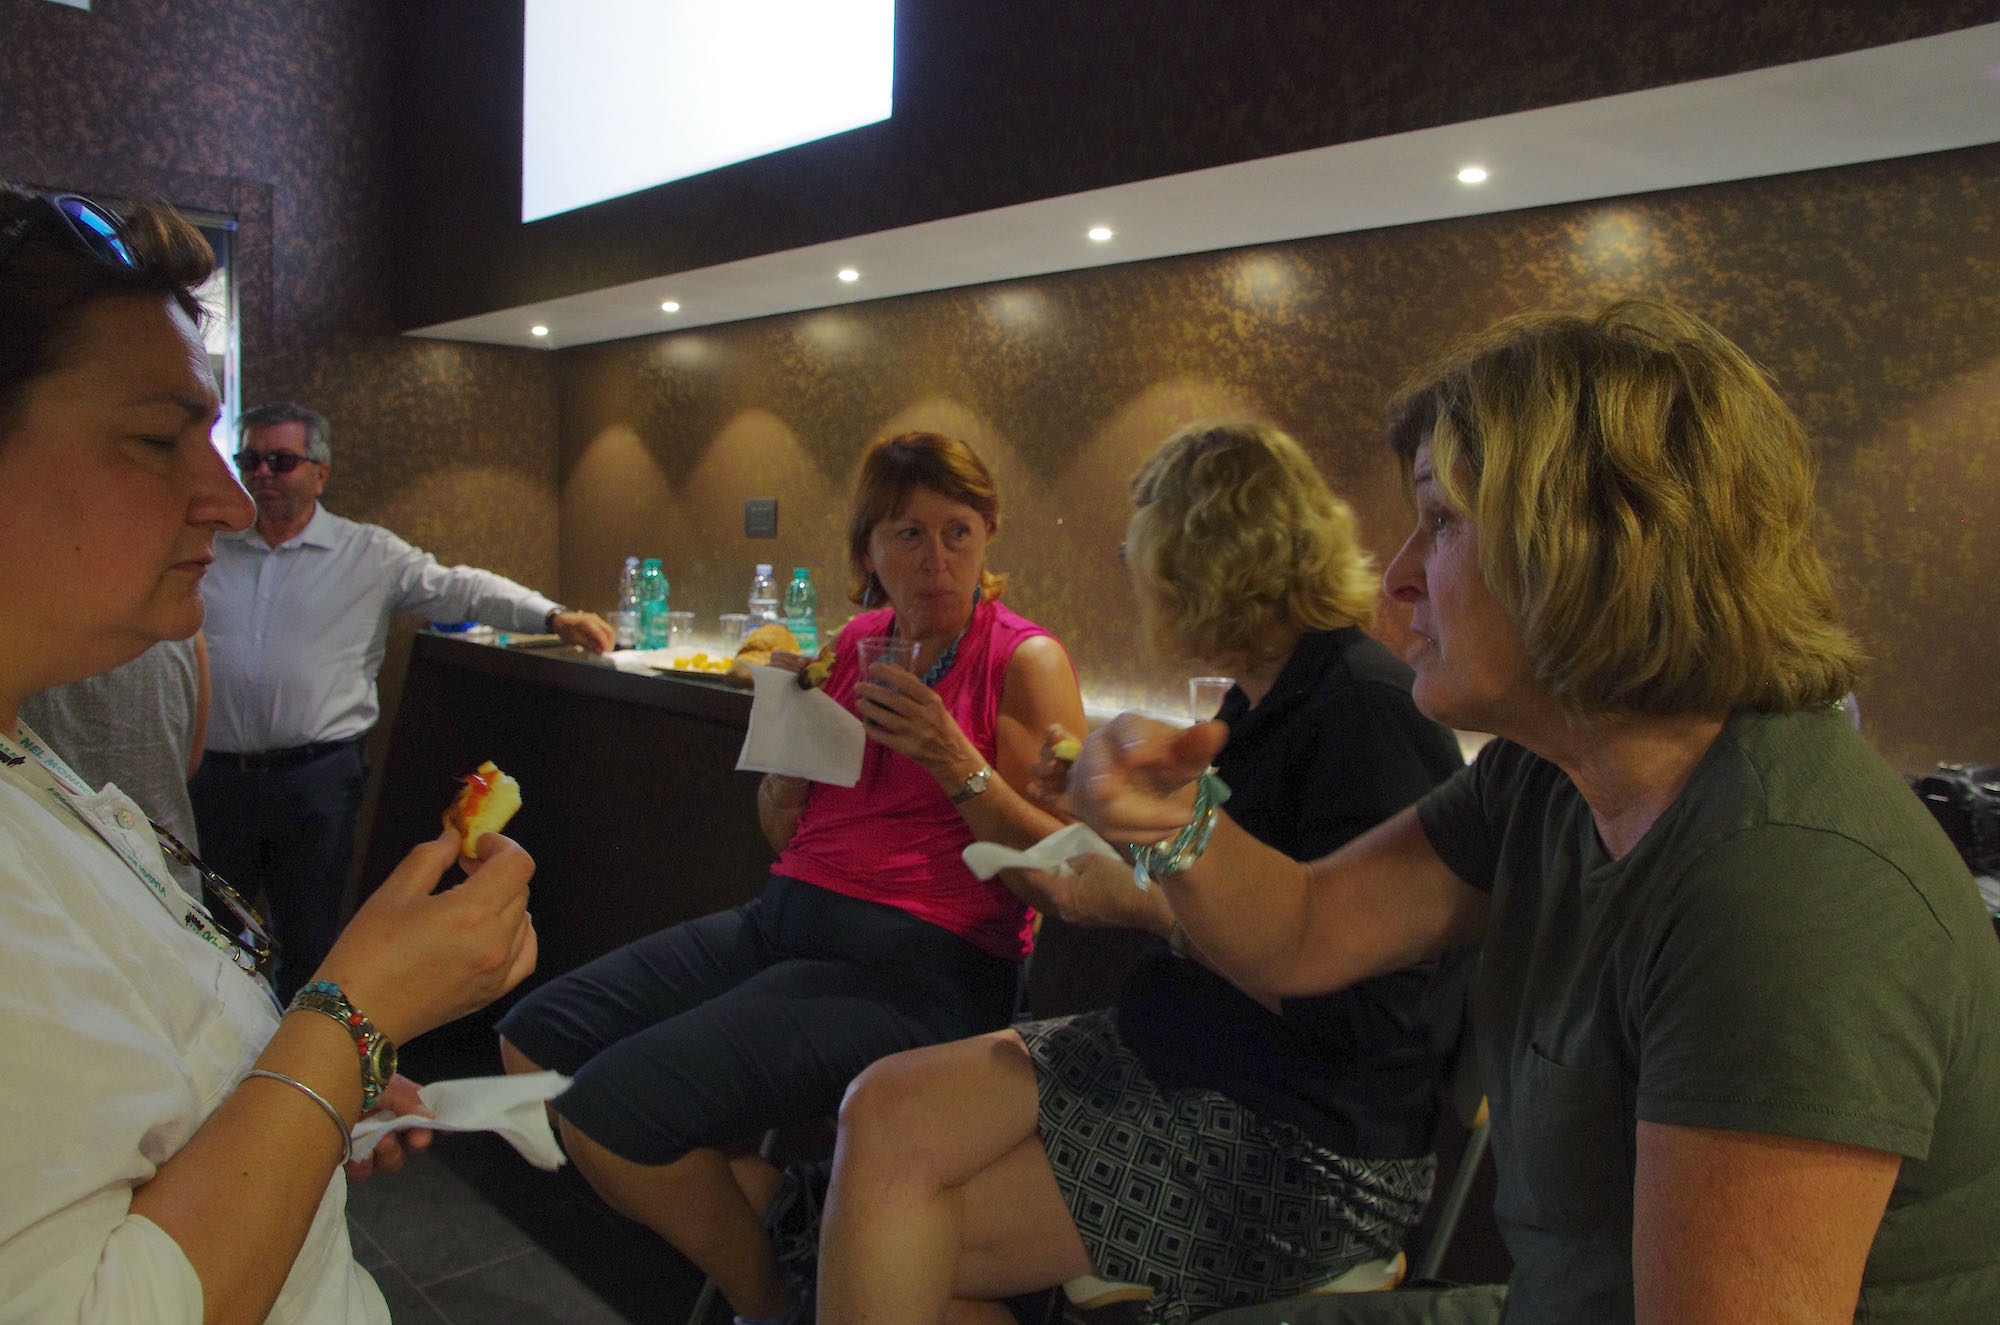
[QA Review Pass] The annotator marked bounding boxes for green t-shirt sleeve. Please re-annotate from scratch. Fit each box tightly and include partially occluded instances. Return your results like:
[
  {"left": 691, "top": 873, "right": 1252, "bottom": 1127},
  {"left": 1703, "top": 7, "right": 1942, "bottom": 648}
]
[{"left": 1633, "top": 826, "right": 1958, "bottom": 1160}]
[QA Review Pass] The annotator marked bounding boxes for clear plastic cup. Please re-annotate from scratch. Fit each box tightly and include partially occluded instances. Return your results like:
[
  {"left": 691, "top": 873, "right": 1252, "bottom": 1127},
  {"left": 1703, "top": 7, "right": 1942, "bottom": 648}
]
[
  {"left": 1188, "top": 675, "right": 1235, "bottom": 720},
  {"left": 667, "top": 610, "right": 697, "bottom": 649},
  {"left": 718, "top": 612, "right": 752, "bottom": 646},
  {"left": 857, "top": 636, "right": 920, "bottom": 674},
  {"left": 855, "top": 636, "right": 920, "bottom": 725}
]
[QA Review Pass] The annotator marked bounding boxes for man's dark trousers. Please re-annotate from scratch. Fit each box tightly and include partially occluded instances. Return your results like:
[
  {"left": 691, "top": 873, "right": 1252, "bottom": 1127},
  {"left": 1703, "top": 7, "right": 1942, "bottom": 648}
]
[{"left": 190, "top": 739, "right": 367, "bottom": 1003}]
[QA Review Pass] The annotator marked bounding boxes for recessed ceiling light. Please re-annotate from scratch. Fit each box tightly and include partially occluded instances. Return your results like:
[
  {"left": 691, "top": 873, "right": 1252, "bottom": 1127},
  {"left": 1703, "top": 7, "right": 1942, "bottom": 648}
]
[
  {"left": 660, "top": 300, "right": 680, "bottom": 313},
  {"left": 1457, "top": 166, "right": 1489, "bottom": 184},
  {"left": 530, "top": 324, "right": 549, "bottom": 337},
  {"left": 1087, "top": 225, "right": 1114, "bottom": 242},
  {"left": 837, "top": 268, "right": 860, "bottom": 282}
]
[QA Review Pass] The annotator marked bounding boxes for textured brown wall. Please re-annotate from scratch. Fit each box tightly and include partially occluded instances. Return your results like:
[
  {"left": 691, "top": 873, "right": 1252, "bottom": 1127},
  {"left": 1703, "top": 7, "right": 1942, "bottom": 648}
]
[
  {"left": 7, "top": 2, "right": 1994, "bottom": 773},
  {"left": 558, "top": 145, "right": 2000, "bottom": 775},
  {"left": 0, "top": 0, "right": 563, "bottom": 597}
]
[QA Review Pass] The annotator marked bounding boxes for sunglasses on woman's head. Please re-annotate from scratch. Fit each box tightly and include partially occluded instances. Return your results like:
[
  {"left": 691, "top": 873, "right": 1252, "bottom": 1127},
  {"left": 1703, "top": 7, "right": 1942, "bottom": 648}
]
[
  {"left": 150, "top": 820, "right": 278, "bottom": 977},
  {"left": 235, "top": 449, "right": 312, "bottom": 475},
  {"left": 0, "top": 192, "right": 136, "bottom": 271}
]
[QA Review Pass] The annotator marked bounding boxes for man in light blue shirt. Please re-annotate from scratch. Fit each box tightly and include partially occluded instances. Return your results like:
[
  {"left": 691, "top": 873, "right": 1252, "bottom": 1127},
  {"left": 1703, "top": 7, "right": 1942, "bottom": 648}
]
[{"left": 193, "top": 402, "right": 612, "bottom": 997}]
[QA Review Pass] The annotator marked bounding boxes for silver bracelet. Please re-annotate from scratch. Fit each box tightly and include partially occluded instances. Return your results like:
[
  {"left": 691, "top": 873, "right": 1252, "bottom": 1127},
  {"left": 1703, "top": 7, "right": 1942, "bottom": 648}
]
[
  {"left": 241, "top": 1068, "right": 354, "bottom": 1165},
  {"left": 1132, "top": 769, "right": 1231, "bottom": 891}
]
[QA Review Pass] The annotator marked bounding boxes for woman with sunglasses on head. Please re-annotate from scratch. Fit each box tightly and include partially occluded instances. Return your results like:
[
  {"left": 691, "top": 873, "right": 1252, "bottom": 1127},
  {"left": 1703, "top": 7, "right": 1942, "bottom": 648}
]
[
  {"left": 1045, "top": 304, "right": 2000, "bottom": 1323},
  {"left": 0, "top": 185, "right": 538, "bottom": 1323}
]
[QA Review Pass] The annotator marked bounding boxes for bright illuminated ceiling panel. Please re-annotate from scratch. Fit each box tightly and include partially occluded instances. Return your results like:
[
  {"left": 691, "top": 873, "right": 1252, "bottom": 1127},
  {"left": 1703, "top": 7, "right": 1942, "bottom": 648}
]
[{"left": 522, "top": 0, "right": 896, "bottom": 223}]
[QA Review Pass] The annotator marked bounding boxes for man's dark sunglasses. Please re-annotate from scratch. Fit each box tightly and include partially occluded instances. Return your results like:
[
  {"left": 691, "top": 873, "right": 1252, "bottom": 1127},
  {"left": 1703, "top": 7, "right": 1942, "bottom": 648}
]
[
  {"left": 150, "top": 820, "right": 278, "bottom": 978},
  {"left": 235, "top": 449, "right": 314, "bottom": 475},
  {"left": 0, "top": 192, "right": 136, "bottom": 271}
]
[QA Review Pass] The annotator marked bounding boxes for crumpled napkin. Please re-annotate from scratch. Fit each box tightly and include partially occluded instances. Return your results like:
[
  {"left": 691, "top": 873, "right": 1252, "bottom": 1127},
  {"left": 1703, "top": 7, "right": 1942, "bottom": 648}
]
[
  {"left": 962, "top": 822, "right": 1126, "bottom": 882},
  {"left": 349, "top": 1070, "right": 570, "bottom": 1171},
  {"left": 607, "top": 647, "right": 679, "bottom": 674},
  {"left": 735, "top": 663, "right": 866, "bottom": 786}
]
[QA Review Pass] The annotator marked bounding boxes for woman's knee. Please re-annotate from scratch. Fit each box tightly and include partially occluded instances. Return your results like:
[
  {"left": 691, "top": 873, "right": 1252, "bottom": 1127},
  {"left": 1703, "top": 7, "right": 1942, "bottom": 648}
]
[
  {"left": 836, "top": 1034, "right": 1033, "bottom": 1183},
  {"left": 559, "top": 1115, "right": 678, "bottom": 1197},
  {"left": 837, "top": 1046, "right": 947, "bottom": 1155},
  {"left": 498, "top": 1034, "right": 542, "bottom": 1075}
]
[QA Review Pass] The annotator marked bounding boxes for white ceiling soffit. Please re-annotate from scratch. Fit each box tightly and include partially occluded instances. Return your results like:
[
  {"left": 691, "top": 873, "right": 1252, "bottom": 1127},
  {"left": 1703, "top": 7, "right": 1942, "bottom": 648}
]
[{"left": 411, "top": 22, "right": 2000, "bottom": 350}]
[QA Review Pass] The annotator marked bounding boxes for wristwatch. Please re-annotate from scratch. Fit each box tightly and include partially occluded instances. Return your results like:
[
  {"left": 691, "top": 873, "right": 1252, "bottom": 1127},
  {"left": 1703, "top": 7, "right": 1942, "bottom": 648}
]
[
  {"left": 949, "top": 764, "right": 993, "bottom": 804},
  {"left": 289, "top": 980, "right": 397, "bottom": 1111},
  {"left": 543, "top": 606, "right": 564, "bottom": 633}
]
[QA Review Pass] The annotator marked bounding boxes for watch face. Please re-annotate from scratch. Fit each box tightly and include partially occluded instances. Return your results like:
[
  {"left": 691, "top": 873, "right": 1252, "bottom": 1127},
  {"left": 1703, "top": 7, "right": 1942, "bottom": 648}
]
[
  {"left": 954, "top": 767, "right": 991, "bottom": 802},
  {"left": 365, "top": 1034, "right": 397, "bottom": 1088}
]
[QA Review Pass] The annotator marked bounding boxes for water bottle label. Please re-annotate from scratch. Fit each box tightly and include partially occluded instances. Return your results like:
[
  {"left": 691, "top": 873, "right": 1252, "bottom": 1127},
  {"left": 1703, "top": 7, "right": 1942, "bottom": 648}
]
[{"left": 784, "top": 571, "right": 817, "bottom": 654}]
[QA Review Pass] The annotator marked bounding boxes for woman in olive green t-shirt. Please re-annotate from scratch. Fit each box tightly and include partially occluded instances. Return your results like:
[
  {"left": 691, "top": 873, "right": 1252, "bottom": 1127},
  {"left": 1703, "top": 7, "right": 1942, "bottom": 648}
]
[{"left": 1035, "top": 302, "right": 2000, "bottom": 1325}]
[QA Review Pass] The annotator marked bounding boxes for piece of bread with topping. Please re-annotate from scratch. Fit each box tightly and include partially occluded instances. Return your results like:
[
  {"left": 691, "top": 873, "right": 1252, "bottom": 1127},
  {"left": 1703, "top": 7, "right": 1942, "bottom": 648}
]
[
  {"left": 443, "top": 760, "right": 522, "bottom": 857},
  {"left": 796, "top": 645, "right": 836, "bottom": 691}
]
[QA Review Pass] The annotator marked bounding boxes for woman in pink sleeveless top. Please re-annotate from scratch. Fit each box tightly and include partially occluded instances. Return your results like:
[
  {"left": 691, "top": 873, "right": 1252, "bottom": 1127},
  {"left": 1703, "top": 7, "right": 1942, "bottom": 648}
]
[{"left": 499, "top": 432, "right": 1085, "bottom": 1324}]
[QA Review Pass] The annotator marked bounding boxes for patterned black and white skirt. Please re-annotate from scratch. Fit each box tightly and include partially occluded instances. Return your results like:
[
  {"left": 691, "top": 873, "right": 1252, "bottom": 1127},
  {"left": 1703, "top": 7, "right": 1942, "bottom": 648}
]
[{"left": 1017, "top": 1009, "right": 1435, "bottom": 1325}]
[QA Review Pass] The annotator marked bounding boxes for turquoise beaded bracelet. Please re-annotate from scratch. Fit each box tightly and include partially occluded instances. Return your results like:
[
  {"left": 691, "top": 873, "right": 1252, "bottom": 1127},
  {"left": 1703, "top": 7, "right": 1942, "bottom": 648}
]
[{"left": 1132, "top": 769, "right": 1230, "bottom": 891}]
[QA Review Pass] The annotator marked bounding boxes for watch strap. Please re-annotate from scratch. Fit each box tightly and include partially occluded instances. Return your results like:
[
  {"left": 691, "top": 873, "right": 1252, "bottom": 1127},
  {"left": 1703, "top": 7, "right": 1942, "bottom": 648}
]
[{"left": 289, "top": 979, "right": 395, "bottom": 1111}]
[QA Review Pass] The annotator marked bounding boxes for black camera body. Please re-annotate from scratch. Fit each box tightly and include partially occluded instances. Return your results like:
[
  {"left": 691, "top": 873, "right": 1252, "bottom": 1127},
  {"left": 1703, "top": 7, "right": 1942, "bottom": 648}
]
[{"left": 1913, "top": 763, "right": 2000, "bottom": 876}]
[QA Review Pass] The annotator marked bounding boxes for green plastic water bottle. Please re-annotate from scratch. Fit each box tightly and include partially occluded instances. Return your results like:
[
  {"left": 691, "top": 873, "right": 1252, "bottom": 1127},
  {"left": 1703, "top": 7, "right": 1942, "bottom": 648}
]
[
  {"left": 639, "top": 558, "right": 670, "bottom": 648},
  {"left": 783, "top": 567, "right": 818, "bottom": 654}
]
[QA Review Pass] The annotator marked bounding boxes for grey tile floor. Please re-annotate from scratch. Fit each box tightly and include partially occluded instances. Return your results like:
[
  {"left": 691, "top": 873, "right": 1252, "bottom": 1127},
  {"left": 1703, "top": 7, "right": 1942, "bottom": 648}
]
[{"left": 345, "top": 1133, "right": 704, "bottom": 1325}]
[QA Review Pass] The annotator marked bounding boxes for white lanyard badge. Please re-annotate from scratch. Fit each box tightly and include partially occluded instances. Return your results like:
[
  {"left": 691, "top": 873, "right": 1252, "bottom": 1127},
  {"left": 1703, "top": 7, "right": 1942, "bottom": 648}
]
[{"left": 1, "top": 720, "right": 257, "bottom": 975}]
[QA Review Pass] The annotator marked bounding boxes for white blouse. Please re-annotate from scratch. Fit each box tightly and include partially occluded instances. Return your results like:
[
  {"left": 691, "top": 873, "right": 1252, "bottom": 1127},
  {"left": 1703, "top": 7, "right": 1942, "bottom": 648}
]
[{"left": 0, "top": 730, "right": 386, "bottom": 1324}]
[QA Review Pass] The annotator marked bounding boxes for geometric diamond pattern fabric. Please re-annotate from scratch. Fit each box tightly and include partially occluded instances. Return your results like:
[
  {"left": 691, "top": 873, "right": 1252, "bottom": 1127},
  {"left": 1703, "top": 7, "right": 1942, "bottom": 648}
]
[{"left": 1020, "top": 1011, "right": 1435, "bottom": 1325}]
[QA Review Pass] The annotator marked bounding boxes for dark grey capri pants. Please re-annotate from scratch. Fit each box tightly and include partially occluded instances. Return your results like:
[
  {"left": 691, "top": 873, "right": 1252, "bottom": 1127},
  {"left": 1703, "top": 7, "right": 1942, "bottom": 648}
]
[{"left": 497, "top": 875, "right": 1019, "bottom": 1164}]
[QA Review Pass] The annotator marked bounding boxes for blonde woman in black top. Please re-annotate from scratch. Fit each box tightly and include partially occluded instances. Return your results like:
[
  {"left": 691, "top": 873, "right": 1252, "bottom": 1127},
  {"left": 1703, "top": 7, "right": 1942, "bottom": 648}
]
[{"left": 813, "top": 420, "right": 1466, "bottom": 1325}]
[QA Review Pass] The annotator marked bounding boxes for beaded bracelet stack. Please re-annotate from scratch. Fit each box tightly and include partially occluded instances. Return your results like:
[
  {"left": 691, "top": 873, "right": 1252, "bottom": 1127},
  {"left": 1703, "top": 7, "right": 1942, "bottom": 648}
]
[
  {"left": 1131, "top": 768, "right": 1231, "bottom": 891},
  {"left": 289, "top": 979, "right": 396, "bottom": 1111}
]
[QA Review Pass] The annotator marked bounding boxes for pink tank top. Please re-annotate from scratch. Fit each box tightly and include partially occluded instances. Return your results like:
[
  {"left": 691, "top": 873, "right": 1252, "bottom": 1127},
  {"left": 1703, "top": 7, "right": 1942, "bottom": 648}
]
[{"left": 774, "top": 598, "right": 1055, "bottom": 960}]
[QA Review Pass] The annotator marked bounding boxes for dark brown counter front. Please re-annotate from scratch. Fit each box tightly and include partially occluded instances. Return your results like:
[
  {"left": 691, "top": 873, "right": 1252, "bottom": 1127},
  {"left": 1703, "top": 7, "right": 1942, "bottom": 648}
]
[{"left": 358, "top": 635, "right": 774, "bottom": 1039}]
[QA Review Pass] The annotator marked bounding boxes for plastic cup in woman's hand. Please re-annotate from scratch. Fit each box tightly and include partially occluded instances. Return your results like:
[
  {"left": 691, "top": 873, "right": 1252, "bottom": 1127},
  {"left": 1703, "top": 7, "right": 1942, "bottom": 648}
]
[
  {"left": 857, "top": 636, "right": 919, "bottom": 674},
  {"left": 856, "top": 637, "right": 919, "bottom": 726}
]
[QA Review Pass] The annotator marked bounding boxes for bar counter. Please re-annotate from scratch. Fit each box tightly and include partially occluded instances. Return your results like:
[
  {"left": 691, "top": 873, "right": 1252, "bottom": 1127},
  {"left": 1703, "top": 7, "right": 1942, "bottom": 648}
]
[
  {"left": 358, "top": 634, "right": 774, "bottom": 1028},
  {"left": 358, "top": 632, "right": 1142, "bottom": 1057}
]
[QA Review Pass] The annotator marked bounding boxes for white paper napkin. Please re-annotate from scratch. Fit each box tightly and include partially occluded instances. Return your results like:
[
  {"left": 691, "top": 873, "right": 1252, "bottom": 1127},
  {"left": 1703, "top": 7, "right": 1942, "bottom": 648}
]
[
  {"left": 735, "top": 663, "right": 866, "bottom": 786},
  {"left": 608, "top": 647, "right": 677, "bottom": 674},
  {"left": 349, "top": 1070, "right": 570, "bottom": 1171},
  {"left": 962, "top": 821, "right": 1126, "bottom": 881}
]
